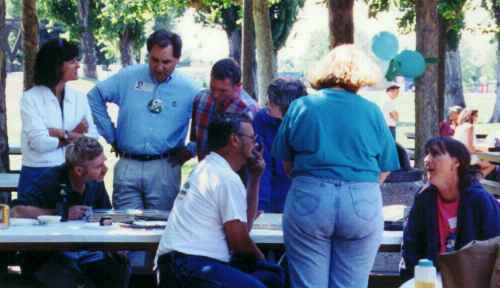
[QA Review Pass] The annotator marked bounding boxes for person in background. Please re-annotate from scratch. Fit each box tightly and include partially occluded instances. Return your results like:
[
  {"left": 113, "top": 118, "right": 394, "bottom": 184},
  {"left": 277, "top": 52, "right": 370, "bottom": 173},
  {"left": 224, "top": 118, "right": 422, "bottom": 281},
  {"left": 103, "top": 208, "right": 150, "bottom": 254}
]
[
  {"left": 12, "top": 137, "right": 130, "bottom": 288},
  {"left": 253, "top": 78, "right": 307, "bottom": 213},
  {"left": 382, "top": 82, "right": 400, "bottom": 139},
  {"left": 156, "top": 114, "right": 283, "bottom": 288},
  {"left": 190, "top": 58, "right": 259, "bottom": 161},
  {"left": 400, "top": 137, "right": 500, "bottom": 280},
  {"left": 272, "top": 44, "right": 400, "bottom": 288},
  {"left": 453, "top": 108, "right": 496, "bottom": 177},
  {"left": 439, "top": 105, "right": 463, "bottom": 137},
  {"left": 18, "top": 38, "right": 98, "bottom": 196}
]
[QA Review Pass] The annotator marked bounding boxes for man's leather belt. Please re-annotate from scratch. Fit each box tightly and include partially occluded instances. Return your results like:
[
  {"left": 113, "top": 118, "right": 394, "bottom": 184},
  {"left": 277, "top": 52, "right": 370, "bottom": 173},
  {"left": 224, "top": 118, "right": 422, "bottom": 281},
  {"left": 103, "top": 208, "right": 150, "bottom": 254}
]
[{"left": 119, "top": 151, "right": 172, "bottom": 161}]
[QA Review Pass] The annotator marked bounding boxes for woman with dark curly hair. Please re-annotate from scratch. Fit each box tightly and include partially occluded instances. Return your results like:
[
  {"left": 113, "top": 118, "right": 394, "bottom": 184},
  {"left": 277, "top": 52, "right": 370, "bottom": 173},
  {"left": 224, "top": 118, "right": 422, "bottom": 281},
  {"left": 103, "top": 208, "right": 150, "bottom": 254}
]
[
  {"left": 18, "top": 38, "right": 98, "bottom": 195},
  {"left": 400, "top": 137, "right": 500, "bottom": 280}
]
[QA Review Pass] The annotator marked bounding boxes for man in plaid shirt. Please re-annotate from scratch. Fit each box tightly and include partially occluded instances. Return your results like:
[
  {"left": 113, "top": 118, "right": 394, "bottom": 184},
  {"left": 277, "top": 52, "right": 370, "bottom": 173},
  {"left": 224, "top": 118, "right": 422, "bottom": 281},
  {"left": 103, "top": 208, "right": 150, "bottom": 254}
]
[{"left": 190, "top": 58, "right": 259, "bottom": 160}]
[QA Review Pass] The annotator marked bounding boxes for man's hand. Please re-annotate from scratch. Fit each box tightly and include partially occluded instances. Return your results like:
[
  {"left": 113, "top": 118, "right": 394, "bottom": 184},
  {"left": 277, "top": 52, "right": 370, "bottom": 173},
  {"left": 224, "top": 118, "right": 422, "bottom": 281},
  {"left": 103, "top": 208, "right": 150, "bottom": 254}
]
[
  {"left": 247, "top": 146, "right": 265, "bottom": 179},
  {"left": 66, "top": 131, "right": 83, "bottom": 143},
  {"left": 68, "top": 205, "right": 91, "bottom": 220},
  {"left": 110, "top": 142, "right": 120, "bottom": 157},
  {"left": 48, "top": 128, "right": 65, "bottom": 139},
  {"left": 72, "top": 119, "right": 89, "bottom": 134},
  {"left": 167, "top": 147, "right": 193, "bottom": 166}
]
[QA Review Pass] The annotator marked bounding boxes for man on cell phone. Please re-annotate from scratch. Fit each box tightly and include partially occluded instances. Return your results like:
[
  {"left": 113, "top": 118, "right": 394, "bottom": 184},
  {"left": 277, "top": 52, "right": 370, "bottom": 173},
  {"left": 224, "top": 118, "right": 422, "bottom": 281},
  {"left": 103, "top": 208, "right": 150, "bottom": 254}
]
[{"left": 156, "top": 113, "right": 284, "bottom": 288}]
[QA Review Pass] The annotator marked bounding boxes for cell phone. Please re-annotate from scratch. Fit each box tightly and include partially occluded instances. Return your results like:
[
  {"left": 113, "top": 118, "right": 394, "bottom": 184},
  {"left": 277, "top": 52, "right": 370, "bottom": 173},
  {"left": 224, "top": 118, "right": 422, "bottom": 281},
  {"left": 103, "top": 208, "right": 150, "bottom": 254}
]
[{"left": 252, "top": 137, "right": 263, "bottom": 158}]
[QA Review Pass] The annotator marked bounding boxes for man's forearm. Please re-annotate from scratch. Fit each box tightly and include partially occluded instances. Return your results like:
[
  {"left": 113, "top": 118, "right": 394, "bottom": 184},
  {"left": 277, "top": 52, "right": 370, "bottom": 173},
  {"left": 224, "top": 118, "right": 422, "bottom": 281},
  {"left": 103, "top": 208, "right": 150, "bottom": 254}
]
[
  {"left": 11, "top": 206, "right": 56, "bottom": 219},
  {"left": 246, "top": 175, "right": 261, "bottom": 231},
  {"left": 379, "top": 172, "right": 390, "bottom": 184}
]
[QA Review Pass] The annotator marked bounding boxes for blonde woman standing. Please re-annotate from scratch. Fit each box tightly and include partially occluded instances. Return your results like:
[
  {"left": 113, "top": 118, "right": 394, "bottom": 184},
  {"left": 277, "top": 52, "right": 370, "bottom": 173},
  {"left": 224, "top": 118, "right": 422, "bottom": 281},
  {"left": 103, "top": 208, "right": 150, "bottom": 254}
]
[{"left": 272, "top": 45, "right": 400, "bottom": 288}]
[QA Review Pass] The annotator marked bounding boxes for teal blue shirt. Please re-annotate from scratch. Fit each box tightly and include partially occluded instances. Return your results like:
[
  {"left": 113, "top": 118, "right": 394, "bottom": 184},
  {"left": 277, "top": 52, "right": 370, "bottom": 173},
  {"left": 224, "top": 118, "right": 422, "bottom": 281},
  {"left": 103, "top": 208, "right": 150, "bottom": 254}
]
[{"left": 272, "top": 88, "right": 399, "bottom": 182}]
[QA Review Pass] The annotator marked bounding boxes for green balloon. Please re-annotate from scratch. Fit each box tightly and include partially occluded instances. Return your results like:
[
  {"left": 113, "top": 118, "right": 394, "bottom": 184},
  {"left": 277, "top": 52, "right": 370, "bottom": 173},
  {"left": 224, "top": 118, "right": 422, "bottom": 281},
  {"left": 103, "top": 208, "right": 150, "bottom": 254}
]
[{"left": 393, "top": 50, "right": 426, "bottom": 78}]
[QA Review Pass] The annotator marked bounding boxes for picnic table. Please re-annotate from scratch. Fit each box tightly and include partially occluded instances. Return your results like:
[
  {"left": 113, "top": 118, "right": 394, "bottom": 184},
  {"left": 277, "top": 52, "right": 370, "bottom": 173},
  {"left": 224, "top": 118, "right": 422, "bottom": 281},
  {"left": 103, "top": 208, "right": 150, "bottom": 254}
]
[
  {"left": 405, "top": 132, "right": 415, "bottom": 140},
  {"left": 9, "top": 144, "right": 21, "bottom": 155},
  {"left": 400, "top": 273, "right": 442, "bottom": 288},
  {"left": 477, "top": 152, "right": 500, "bottom": 164},
  {"left": 0, "top": 172, "right": 19, "bottom": 192},
  {"left": 0, "top": 213, "right": 403, "bottom": 253}
]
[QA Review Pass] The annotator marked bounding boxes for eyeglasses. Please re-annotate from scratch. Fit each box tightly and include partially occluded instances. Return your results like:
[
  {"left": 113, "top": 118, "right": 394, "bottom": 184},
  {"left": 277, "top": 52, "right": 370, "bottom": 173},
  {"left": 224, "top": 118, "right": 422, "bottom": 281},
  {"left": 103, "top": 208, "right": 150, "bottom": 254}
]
[{"left": 237, "top": 133, "right": 257, "bottom": 143}]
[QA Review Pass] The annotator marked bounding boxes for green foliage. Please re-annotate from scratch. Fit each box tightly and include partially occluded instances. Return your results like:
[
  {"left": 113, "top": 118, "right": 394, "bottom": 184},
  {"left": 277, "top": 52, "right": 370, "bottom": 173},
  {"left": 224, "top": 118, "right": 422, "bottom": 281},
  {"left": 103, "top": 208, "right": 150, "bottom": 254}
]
[
  {"left": 6, "top": 0, "right": 22, "bottom": 18},
  {"left": 365, "top": 0, "right": 467, "bottom": 49},
  {"left": 154, "top": 6, "right": 186, "bottom": 32},
  {"left": 37, "top": 0, "right": 91, "bottom": 40},
  {"left": 270, "top": 0, "right": 305, "bottom": 50},
  {"left": 35, "top": 0, "right": 184, "bottom": 64},
  {"left": 191, "top": 0, "right": 305, "bottom": 50}
]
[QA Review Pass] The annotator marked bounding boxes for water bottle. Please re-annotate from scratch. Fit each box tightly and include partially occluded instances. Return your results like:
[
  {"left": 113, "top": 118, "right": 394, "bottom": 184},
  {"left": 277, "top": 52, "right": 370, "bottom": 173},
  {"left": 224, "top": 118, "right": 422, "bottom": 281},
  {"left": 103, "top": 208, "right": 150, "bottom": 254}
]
[
  {"left": 415, "top": 259, "right": 436, "bottom": 288},
  {"left": 0, "top": 204, "right": 9, "bottom": 229},
  {"left": 57, "top": 183, "right": 69, "bottom": 222}
]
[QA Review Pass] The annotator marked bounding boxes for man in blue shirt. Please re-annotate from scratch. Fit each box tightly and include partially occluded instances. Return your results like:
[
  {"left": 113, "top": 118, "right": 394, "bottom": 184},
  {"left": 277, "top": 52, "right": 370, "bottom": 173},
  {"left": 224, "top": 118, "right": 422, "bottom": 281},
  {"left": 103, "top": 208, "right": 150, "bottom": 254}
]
[
  {"left": 12, "top": 136, "right": 130, "bottom": 288},
  {"left": 87, "top": 30, "right": 200, "bottom": 212}
]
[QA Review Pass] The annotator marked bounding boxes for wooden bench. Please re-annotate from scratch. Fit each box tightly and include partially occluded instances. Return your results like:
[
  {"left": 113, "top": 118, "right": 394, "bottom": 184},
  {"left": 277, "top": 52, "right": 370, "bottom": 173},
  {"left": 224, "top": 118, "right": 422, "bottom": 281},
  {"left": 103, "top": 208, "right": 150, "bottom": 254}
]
[
  {"left": 8, "top": 144, "right": 21, "bottom": 155},
  {"left": 0, "top": 173, "right": 20, "bottom": 204},
  {"left": 481, "top": 179, "right": 500, "bottom": 197}
]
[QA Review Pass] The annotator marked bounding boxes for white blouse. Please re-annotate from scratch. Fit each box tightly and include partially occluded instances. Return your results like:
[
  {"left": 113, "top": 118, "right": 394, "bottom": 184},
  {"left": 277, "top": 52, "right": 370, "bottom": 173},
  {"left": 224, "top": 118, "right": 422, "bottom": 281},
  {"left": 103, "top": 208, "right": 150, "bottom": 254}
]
[{"left": 21, "top": 85, "right": 98, "bottom": 167}]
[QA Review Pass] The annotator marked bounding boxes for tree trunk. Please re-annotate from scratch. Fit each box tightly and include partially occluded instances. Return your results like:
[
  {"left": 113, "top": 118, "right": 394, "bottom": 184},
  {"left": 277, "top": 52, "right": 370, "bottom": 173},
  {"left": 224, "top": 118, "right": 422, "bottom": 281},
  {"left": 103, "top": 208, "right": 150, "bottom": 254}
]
[
  {"left": 242, "top": 0, "right": 257, "bottom": 100},
  {"left": 437, "top": 18, "right": 446, "bottom": 122},
  {"left": 22, "top": 0, "right": 38, "bottom": 90},
  {"left": 444, "top": 46, "right": 465, "bottom": 111},
  {"left": 414, "top": 0, "right": 440, "bottom": 168},
  {"left": 226, "top": 28, "right": 242, "bottom": 64},
  {"left": 490, "top": 39, "right": 500, "bottom": 122},
  {"left": 327, "top": 0, "right": 354, "bottom": 49},
  {"left": 77, "top": 0, "right": 97, "bottom": 79},
  {"left": 272, "top": 49, "right": 278, "bottom": 75},
  {"left": 119, "top": 28, "right": 134, "bottom": 67},
  {"left": 490, "top": 4, "right": 500, "bottom": 123},
  {"left": 253, "top": 0, "right": 275, "bottom": 105},
  {"left": 0, "top": 0, "right": 10, "bottom": 173}
]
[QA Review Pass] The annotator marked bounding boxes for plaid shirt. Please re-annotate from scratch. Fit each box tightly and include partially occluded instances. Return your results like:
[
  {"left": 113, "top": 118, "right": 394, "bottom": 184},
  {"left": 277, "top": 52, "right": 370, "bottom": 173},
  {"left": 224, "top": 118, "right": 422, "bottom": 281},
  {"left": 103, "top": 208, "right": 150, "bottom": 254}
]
[{"left": 190, "top": 87, "right": 259, "bottom": 160}]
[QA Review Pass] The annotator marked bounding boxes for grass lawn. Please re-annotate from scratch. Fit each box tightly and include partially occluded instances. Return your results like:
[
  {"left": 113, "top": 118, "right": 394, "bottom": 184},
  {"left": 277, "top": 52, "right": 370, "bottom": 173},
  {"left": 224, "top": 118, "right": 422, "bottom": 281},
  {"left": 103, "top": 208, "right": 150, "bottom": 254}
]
[{"left": 6, "top": 72, "right": 500, "bottom": 197}]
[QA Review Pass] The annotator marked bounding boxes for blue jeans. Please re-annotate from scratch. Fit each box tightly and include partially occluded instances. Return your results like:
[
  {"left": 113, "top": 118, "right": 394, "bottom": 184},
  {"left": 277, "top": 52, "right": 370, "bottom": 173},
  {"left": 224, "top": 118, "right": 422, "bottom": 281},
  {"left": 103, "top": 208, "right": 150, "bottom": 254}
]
[
  {"left": 18, "top": 166, "right": 53, "bottom": 195},
  {"left": 158, "top": 252, "right": 284, "bottom": 288},
  {"left": 283, "top": 176, "right": 383, "bottom": 288}
]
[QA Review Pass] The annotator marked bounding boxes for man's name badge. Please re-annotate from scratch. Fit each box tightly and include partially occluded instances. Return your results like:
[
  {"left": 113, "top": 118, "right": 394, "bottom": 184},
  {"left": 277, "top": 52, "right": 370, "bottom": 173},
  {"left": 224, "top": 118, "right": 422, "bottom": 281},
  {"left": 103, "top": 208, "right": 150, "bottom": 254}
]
[{"left": 134, "top": 81, "right": 154, "bottom": 92}]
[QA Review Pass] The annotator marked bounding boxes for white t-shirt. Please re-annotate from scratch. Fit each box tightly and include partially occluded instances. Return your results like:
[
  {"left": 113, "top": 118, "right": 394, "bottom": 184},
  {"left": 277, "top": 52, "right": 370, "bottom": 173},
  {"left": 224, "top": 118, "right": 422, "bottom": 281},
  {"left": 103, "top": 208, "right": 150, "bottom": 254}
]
[
  {"left": 454, "top": 123, "right": 480, "bottom": 164},
  {"left": 156, "top": 152, "right": 247, "bottom": 263},
  {"left": 382, "top": 98, "right": 397, "bottom": 127},
  {"left": 21, "top": 85, "right": 98, "bottom": 167}
]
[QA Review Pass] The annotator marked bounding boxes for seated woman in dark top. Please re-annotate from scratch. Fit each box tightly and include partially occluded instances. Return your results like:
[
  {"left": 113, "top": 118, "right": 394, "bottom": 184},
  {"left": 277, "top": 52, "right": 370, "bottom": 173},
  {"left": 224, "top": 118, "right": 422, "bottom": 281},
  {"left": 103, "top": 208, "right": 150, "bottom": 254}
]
[{"left": 400, "top": 137, "right": 500, "bottom": 280}]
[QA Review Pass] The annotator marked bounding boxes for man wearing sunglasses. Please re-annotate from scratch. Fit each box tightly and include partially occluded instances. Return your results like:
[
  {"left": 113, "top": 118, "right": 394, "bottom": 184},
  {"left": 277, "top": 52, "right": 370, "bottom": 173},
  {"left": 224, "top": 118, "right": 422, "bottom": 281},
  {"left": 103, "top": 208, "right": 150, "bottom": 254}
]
[{"left": 156, "top": 114, "right": 283, "bottom": 288}]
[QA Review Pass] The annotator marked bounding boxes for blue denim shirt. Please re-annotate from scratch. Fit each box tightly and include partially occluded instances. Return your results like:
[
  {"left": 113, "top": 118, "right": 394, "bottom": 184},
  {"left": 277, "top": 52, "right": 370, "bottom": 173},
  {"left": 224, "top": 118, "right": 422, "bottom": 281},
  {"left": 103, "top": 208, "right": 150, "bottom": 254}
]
[
  {"left": 87, "top": 65, "right": 200, "bottom": 154},
  {"left": 272, "top": 88, "right": 399, "bottom": 182},
  {"left": 253, "top": 108, "right": 290, "bottom": 213}
]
